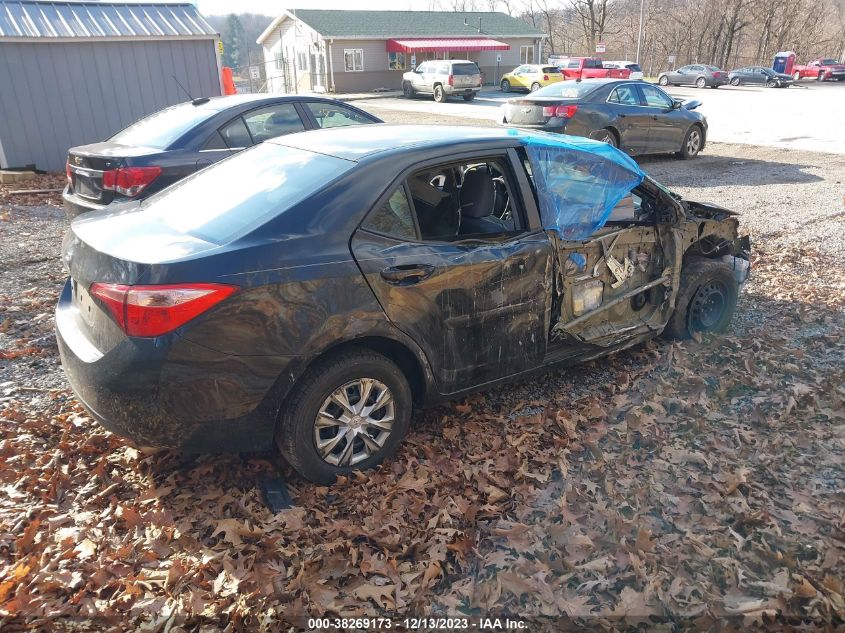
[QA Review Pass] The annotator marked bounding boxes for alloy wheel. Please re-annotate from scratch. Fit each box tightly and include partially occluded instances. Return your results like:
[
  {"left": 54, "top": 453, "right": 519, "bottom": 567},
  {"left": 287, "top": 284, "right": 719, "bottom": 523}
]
[
  {"left": 687, "top": 280, "right": 728, "bottom": 331},
  {"left": 314, "top": 378, "right": 395, "bottom": 467},
  {"left": 696, "top": 77, "right": 706, "bottom": 88},
  {"left": 686, "top": 128, "right": 702, "bottom": 156}
]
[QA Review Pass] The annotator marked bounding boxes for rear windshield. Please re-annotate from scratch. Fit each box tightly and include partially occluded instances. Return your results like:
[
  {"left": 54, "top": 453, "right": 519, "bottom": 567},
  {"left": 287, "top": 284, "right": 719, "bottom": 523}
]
[
  {"left": 452, "top": 63, "right": 479, "bottom": 75},
  {"left": 626, "top": 63, "right": 642, "bottom": 71},
  {"left": 532, "top": 81, "right": 601, "bottom": 98},
  {"left": 706, "top": 65, "right": 721, "bottom": 71},
  {"left": 110, "top": 102, "right": 216, "bottom": 149},
  {"left": 820, "top": 58, "right": 839, "bottom": 65},
  {"left": 138, "top": 143, "right": 354, "bottom": 243},
  {"left": 541, "top": 66, "right": 561, "bottom": 73}
]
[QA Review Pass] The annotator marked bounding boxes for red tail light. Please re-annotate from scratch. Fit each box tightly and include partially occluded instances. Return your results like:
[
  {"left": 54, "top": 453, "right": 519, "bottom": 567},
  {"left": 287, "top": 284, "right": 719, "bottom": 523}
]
[
  {"left": 712, "top": 72, "right": 719, "bottom": 77},
  {"left": 101, "top": 166, "right": 162, "bottom": 197},
  {"left": 89, "top": 282, "right": 238, "bottom": 337},
  {"left": 543, "top": 74, "right": 549, "bottom": 81},
  {"left": 66, "top": 161, "right": 72, "bottom": 186},
  {"left": 542, "top": 104, "right": 579, "bottom": 118},
  {"left": 447, "top": 74, "right": 454, "bottom": 86}
]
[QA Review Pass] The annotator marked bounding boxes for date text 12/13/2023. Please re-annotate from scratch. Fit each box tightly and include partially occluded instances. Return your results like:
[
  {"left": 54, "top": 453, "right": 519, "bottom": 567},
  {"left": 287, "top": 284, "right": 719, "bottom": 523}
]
[{"left": 306, "top": 617, "right": 527, "bottom": 630}]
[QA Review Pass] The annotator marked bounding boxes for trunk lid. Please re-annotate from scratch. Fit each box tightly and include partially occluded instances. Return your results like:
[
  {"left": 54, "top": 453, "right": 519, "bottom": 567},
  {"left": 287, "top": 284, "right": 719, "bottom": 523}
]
[
  {"left": 66, "top": 142, "right": 161, "bottom": 204},
  {"left": 503, "top": 98, "right": 575, "bottom": 125}
]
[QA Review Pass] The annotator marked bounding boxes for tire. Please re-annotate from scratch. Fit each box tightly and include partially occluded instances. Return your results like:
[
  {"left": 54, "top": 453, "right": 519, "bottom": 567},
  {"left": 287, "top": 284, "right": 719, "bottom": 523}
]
[
  {"left": 590, "top": 128, "right": 618, "bottom": 148},
  {"left": 730, "top": 77, "right": 741, "bottom": 86},
  {"left": 275, "top": 349, "right": 412, "bottom": 484},
  {"left": 678, "top": 124, "right": 704, "bottom": 159},
  {"left": 402, "top": 81, "right": 415, "bottom": 98},
  {"left": 816, "top": 72, "right": 824, "bottom": 81},
  {"left": 658, "top": 75, "right": 669, "bottom": 86},
  {"left": 766, "top": 80, "right": 778, "bottom": 88},
  {"left": 664, "top": 257, "right": 739, "bottom": 339},
  {"left": 793, "top": 72, "right": 801, "bottom": 81},
  {"left": 433, "top": 85, "right": 446, "bottom": 102},
  {"left": 501, "top": 79, "right": 511, "bottom": 92},
  {"left": 462, "top": 93, "right": 476, "bottom": 101},
  {"left": 695, "top": 77, "right": 706, "bottom": 88},
  {"left": 530, "top": 82, "right": 541, "bottom": 92}
]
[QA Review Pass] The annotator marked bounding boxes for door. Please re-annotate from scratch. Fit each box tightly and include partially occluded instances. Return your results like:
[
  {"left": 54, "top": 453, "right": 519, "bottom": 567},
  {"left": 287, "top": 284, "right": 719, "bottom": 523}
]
[
  {"left": 637, "top": 84, "right": 685, "bottom": 152},
  {"left": 605, "top": 84, "right": 652, "bottom": 153},
  {"left": 350, "top": 153, "right": 553, "bottom": 393}
]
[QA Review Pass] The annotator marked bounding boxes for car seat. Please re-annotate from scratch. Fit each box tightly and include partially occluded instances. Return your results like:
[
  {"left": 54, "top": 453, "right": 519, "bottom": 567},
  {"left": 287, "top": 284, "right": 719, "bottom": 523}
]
[{"left": 460, "top": 167, "right": 508, "bottom": 234}]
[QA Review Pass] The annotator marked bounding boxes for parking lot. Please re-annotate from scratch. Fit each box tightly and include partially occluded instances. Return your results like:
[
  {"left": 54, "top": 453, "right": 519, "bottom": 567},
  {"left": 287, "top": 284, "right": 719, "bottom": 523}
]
[{"left": 356, "top": 80, "right": 845, "bottom": 154}]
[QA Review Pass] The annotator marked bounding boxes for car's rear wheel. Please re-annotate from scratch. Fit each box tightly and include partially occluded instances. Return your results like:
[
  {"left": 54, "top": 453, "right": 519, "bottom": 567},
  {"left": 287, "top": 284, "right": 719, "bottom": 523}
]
[
  {"left": 275, "top": 350, "right": 412, "bottom": 484},
  {"left": 530, "top": 82, "right": 541, "bottom": 92},
  {"left": 463, "top": 93, "right": 475, "bottom": 101},
  {"left": 500, "top": 79, "right": 511, "bottom": 92},
  {"left": 696, "top": 77, "right": 706, "bottom": 88},
  {"left": 658, "top": 75, "right": 669, "bottom": 86},
  {"left": 678, "top": 124, "right": 703, "bottom": 159},
  {"left": 402, "top": 81, "right": 415, "bottom": 98},
  {"left": 590, "top": 128, "right": 618, "bottom": 148},
  {"left": 665, "top": 258, "right": 739, "bottom": 339},
  {"left": 433, "top": 85, "right": 446, "bottom": 102},
  {"left": 730, "top": 77, "right": 741, "bottom": 86}
]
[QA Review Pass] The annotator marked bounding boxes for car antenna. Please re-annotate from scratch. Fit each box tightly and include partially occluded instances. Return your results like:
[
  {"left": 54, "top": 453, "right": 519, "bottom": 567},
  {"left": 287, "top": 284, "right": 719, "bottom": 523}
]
[{"left": 172, "top": 75, "right": 210, "bottom": 106}]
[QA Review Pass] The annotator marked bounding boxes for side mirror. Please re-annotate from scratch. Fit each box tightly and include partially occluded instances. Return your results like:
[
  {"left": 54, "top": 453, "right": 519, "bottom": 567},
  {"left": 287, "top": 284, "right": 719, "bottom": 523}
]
[{"left": 671, "top": 100, "right": 682, "bottom": 110}]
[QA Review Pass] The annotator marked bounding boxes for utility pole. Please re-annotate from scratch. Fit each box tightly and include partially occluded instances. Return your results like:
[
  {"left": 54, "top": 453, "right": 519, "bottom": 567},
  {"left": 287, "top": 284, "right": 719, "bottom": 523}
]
[{"left": 635, "top": 0, "right": 645, "bottom": 64}]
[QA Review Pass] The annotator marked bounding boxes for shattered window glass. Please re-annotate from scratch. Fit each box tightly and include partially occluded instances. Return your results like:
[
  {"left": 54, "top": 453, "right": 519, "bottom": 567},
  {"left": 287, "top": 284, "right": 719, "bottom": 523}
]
[{"left": 363, "top": 187, "right": 416, "bottom": 240}]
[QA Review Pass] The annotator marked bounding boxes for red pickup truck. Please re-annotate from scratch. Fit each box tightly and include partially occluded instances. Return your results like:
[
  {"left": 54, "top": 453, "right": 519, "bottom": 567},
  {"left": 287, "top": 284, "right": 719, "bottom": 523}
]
[
  {"left": 792, "top": 58, "right": 845, "bottom": 81},
  {"left": 548, "top": 56, "right": 631, "bottom": 80}
]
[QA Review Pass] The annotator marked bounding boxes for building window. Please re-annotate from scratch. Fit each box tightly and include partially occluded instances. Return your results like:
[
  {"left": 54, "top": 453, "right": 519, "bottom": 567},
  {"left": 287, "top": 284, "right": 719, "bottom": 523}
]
[
  {"left": 274, "top": 51, "right": 284, "bottom": 70},
  {"left": 520, "top": 45, "right": 535, "bottom": 64},
  {"left": 297, "top": 51, "right": 308, "bottom": 72},
  {"left": 344, "top": 48, "right": 364, "bottom": 72},
  {"left": 388, "top": 51, "right": 406, "bottom": 70}
]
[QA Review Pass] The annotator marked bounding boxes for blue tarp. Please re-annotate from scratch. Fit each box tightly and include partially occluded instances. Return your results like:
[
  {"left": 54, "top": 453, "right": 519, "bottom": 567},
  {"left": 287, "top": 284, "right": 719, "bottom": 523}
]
[{"left": 510, "top": 129, "right": 645, "bottom": 240}]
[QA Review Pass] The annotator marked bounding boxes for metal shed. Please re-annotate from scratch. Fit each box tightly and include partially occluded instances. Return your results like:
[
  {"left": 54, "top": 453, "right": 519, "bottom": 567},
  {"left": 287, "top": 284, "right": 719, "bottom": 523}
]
[{"left": 0, "top": 0, "right": 222, "bottom": 171}]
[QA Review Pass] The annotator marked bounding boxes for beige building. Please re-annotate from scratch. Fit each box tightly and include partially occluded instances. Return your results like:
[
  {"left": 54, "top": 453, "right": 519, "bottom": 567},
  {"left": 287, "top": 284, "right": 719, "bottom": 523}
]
[{"left": 256, "top": 9, "right": 545, "bottom": 94}]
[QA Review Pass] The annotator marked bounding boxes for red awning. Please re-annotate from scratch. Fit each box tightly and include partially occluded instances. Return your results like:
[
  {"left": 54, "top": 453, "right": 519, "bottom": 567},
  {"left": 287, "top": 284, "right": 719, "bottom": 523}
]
[{"left": 386, "top": 38, "right": 510, "bottom": 53}]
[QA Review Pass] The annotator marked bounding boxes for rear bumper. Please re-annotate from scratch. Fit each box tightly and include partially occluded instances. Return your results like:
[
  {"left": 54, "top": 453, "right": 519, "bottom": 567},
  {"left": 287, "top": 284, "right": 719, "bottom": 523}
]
[
  {"left": 55, "top": 279, "right": 290, "bottom": 452},
  {"left": 63, "top": 187, "right": 106, "bottom": 219},
  {"left": 443, "top": 86, "right": 481, "bottom": 96}
]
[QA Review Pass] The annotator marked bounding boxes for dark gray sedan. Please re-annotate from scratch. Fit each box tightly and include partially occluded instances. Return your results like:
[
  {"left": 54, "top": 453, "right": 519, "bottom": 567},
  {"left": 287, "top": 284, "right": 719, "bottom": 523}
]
[
  {"left": 500, "top": 79, "right": 707, "bottom": 159},
  {"left": 728, "top": 66, "right": 794, "bottom": 87},
  {"left": 658, "top": 65, "right": 729, "bottom": 88}
]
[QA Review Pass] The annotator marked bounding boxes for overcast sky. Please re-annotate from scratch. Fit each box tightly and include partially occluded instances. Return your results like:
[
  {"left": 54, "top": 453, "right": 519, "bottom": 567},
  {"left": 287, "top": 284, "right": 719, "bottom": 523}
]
[{"left": 196, "top": 0, "right": 441, "bottom": 17}]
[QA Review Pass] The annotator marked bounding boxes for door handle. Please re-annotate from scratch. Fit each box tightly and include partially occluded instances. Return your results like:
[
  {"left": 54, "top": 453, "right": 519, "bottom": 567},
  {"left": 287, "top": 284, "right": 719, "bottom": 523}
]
[
  {"left": 380, "top": 264, "right": 435, "bottom": 285},
  {"left": 651, "top": 115, "right": 659, "bottom": 120},
  {"left": 618, "top": 113, "right": 627, "bottom": 118}
]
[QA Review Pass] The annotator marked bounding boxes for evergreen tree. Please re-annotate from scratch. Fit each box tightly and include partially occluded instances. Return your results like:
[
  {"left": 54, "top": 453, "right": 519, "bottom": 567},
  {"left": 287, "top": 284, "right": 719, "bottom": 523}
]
[{"left": 222, "top": 14, "right": 246, "bottom": 69}]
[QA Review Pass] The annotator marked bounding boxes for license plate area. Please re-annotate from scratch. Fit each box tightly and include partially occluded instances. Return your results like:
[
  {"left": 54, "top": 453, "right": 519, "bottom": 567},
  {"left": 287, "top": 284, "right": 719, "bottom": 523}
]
[{"left": 73, "top": 280, "right": 98, "bottom": 328}]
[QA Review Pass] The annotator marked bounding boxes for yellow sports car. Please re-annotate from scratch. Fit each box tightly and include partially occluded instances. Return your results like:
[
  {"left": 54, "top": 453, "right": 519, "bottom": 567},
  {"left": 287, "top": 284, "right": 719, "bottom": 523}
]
[{"left": 500, "top": 64, "right": 564, "bottom": 92}]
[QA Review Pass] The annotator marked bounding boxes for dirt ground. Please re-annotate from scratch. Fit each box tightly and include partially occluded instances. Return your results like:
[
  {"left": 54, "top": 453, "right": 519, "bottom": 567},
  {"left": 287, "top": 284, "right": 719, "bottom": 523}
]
[{"left": 0, "top": 132, "right": 843, "bottom": 630}]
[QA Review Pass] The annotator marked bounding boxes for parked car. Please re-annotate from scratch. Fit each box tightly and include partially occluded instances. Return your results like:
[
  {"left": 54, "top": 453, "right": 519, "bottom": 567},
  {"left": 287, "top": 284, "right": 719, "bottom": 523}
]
[
  {"left": 499, "top": 64, "right": 564, "bottom": 92},
  {"left": 57, "top": 124, "right": 749, "bottom": 484},
  {"left": 402, "top": 59, "right": 482, "bottom": 102},
  {"left": 658, "top": 65, "right": 729, "bottom": 88},
  {"left": 548, "top": 56, "right": 631, "bottom": 80},
  {"left": 728, "top": 66, "right": 794, "bottom": 87},
  {"left": 63, "top": 95, "right": 381, "bottom": 218},
  {"left": 602, "top": 60, "right": 644, "bottom": 80},
  {"left": 500, "top": 79, "right": 707, "bottom": 159},
  {"left": 791, "top": 58, "right": 845, "bottom": 81}
]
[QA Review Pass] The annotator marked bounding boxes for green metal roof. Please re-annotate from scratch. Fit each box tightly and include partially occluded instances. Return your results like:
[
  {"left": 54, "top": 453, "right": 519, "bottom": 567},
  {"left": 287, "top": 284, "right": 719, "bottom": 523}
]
[{"left": 285, "top": 9, "right": 543, "bottom": 39}]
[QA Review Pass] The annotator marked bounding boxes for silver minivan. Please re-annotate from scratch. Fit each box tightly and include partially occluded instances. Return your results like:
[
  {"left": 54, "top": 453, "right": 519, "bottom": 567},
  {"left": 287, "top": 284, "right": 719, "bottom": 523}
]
[{"left": 402, "top": 60, "right": 482, "bottom": 102}]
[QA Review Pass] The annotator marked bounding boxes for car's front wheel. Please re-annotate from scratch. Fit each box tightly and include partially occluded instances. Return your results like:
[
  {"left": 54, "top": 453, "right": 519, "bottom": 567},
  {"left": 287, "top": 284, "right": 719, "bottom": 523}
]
[
  {"left": 402, "top": 81, "right": 415, "bottom": 98},
  {"left": 276, "top": 350, "right": 412, "bottom": 484},
  {"left": 665, "top": 257, "right": 739, "bottom": 339},
  {"left": 500, "top": 79, "right": 511, "bottom": 92},
  {"left": 678, "top": 124, "right": 703, "bottom": 159},
  {"left": 766, "top": 79, "right": 778, "bottom": 88},
  {"left": 793, "top": 71, "right": 801, "bottom": 81},
  {"left": 730, "top": 77, "right": 741, "bottom": 86},
  {"left": 433, "top": 85, "right": 447, "bottom": 102}
]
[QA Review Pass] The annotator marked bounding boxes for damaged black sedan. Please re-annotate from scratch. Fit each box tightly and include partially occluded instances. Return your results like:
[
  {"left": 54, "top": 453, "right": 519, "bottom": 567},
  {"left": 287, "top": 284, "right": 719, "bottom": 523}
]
[{"left": 57, "top": 125, "right": 750, "bottom": 484}]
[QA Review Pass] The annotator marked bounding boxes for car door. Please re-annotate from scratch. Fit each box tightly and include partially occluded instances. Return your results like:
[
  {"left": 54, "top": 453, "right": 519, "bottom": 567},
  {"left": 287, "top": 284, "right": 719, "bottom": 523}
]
[
  {"left": 412, "top": 62, "right": 430, "bottom": 92},
  {"left": 669, "top": 65, "right": 688, "bottom": 84},
  {"left": 605, "top": 84, "right": 651, "bottom": 153},
  {"left": 350, "top": 150, "right": 553, "bottom": 393},
  {"left": 637, "top": 83, "right": 685, "bottom": 152}
]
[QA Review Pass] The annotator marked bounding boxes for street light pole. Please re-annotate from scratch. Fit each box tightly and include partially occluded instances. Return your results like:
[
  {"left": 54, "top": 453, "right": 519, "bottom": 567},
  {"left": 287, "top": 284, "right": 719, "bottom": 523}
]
[{"left": 635, "top": 0, "right": 645, "bottom": 64}]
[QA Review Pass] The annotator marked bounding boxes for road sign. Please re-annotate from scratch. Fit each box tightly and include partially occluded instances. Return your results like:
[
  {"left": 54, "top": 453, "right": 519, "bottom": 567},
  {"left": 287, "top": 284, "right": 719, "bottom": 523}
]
[
  {"left": 496, "top": 53, "right": 502, "bottom": 62},
  {"left": 596, "top": 42, "right": 606, "bottom": 53},
  {"left": 249, "top": 66, "right": 260, "bottom": 80},
  {"left": 668, "top": 55, "right": 676, "bottom": 63},
  {"left": 217, "top": 40, "right": 224, "bottom": 56}
]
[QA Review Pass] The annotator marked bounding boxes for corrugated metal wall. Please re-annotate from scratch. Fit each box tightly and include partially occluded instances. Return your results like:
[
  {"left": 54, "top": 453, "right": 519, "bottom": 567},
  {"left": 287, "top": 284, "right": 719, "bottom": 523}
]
[{"left": 0, "top": 39, "right": 221, "bottom": 171}]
